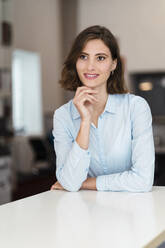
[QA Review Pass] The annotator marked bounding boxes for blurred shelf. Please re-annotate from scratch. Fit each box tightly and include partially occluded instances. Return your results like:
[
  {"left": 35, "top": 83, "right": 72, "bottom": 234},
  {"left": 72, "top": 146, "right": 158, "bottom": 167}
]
[
  {"left": 12, "top": 166, "right": 56, "bottom": 201},
  {"left": 0, "top": 90, "right": 11, "bottom": 98},
  {"left": 155, "top": 146, "right": 165, "bottom": 154}
]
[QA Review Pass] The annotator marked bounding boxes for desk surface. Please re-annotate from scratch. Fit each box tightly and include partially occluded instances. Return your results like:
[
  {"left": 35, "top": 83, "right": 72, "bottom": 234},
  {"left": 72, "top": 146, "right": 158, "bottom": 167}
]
[{"left": 0, "top": 187, "right": 165, "bottom": 248}]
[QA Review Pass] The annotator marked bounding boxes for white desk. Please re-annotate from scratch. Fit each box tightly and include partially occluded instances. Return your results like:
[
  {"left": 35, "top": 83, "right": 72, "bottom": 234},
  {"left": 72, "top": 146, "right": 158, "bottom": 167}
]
[{"left": 0, "top": 186, "right": 165, "bottom": 248}]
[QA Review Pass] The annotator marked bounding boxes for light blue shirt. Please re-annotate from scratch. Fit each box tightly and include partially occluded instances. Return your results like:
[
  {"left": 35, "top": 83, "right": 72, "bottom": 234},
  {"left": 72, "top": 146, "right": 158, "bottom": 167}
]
[{"left": 52, "top": 93, "right": 155, "bottom": 192}]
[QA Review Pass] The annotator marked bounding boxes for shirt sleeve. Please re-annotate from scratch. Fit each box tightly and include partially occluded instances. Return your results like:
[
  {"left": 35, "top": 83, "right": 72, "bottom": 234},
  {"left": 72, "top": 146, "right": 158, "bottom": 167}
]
[
  {"left": 96, "top": 96, "right": 155, "bottom": 192},
  {"left": 52, "top": 109, "right": 91, "bottom": 191}
]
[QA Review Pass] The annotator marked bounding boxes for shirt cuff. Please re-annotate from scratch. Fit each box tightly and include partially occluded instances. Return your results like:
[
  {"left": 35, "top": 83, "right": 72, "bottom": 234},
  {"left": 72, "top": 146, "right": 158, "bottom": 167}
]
[
  {"left": 73, "top": 140, "right": 90, "bottom": 157},
  {"left": 96, "top": 175, "right": 108, "bottom": 191},
  {"left": 69, "top": 141, "right": 91, "bottom": 170}
]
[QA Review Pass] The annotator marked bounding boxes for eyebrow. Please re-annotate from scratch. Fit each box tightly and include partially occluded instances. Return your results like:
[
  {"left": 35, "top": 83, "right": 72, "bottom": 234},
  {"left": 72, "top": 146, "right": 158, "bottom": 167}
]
[{"left": 81, "top": 52, "right": 109, "bottom": 57}]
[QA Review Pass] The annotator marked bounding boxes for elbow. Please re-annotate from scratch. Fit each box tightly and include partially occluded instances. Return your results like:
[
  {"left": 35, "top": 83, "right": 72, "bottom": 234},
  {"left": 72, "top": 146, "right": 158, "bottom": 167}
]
[
  {"left": 131, "top": 184, "right": 152, "bottom": 193},
  {"left": 60, "top": 182, "right": 81, "bottom": 192},
  {"left": 57, "top": 175, "right": 81, "bottom": 192},
  {"left": 140, "top": 173, "right": 154, "bottom": 192},
  {"left": 64, "top": 184, "right": 81, "bottom": 192},
  {"left": 143, "top": 178, "right": 154, "bottom": 192},
  {"left": 140, "top": 183, "right": 153, "bottom": 193},
  {"left": 134, "top": 177, "right": 153, "bottom": 193}
]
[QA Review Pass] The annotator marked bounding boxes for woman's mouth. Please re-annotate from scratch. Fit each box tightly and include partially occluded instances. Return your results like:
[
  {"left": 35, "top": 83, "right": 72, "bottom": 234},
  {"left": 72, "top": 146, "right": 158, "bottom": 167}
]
[{"left": 84, "top": 73, "right": 99, "bottom": 80}]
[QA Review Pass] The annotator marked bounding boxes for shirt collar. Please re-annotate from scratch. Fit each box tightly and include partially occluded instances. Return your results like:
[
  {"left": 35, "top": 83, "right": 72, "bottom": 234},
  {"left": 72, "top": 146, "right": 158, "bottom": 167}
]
[
  {"left": 71, "top": 94, "right": 117, "bottom": 120},
  {"left": 104, "top": 94, "right": 117, "bottom": 114},
  {"left": 71, "top": 101, "right": 80, "bottom": 119}
]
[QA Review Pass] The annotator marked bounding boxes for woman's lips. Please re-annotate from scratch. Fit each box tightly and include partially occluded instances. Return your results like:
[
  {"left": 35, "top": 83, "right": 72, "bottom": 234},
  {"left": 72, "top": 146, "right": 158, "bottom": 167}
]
[{"left": 84, "top": 73, "right": 99, "bottom": 80}]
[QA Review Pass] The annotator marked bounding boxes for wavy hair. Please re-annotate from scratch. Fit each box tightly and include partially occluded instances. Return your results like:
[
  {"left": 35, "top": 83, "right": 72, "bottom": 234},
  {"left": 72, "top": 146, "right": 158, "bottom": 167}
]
[{"left": 59, "top": 25, "right": 128, "bottom": 94}]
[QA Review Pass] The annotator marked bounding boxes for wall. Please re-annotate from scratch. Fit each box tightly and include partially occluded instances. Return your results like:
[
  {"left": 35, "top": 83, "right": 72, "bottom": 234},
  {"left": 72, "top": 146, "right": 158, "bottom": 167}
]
[
  {"left": 12, "top": 0, "right": 64, "bottom": 113},
  {"left": 0, "top": 0, "right": 13, "bottom": 68},
  {"left": 77, "top": 0, "right": 165, "bottom": 73},
  {"left": 61, "top": 0, "right": 78, "bottom": 102},
  {"left": 4, "top": 0, "right": 165, "bottom": 112}
]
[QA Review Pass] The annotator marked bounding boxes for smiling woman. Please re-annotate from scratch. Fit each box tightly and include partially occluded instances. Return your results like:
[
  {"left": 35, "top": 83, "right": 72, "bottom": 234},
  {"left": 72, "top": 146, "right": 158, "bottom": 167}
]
[
  {"left": 76, "top": 39, "right": 116, "bottom": 91},
  {"left": 59, "top": 25, "right": 127, "bottom": 94},
  {"left": 51, "top": 25, "right": 155, "bottom": 192}
]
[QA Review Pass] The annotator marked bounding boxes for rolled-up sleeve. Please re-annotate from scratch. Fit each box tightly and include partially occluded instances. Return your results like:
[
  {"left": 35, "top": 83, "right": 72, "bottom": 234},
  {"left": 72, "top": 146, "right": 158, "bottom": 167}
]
[
  {"left": 96, "top": 96, "right": 155, "bottom": 192},
  {"left": 53, "top": 110, "right": 91, "bottom": 191}
]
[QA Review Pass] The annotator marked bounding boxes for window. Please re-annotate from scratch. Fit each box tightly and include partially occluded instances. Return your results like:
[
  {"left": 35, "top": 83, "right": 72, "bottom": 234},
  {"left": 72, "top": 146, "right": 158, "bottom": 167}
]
[{"left": 12, "top": 50, "right": 43, "bottom": 136}]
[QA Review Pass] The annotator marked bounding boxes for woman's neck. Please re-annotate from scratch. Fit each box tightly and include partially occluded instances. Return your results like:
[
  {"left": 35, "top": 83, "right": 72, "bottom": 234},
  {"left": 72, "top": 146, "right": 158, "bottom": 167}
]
[{"left": 92, "top": 89, "right": 108, "bottom": 115}]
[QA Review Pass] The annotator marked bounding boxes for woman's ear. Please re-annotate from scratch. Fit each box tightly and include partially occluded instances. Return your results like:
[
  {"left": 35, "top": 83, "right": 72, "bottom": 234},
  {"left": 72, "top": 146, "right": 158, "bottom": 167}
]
[{"left": 112, "top": 59, "right": 117, "bottom": 71}]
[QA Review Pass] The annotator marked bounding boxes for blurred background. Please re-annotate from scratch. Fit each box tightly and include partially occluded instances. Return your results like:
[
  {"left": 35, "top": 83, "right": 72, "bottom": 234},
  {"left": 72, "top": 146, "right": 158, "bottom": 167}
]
[{"left": 0, "top": 0, "right": 165, "bottom": 205}]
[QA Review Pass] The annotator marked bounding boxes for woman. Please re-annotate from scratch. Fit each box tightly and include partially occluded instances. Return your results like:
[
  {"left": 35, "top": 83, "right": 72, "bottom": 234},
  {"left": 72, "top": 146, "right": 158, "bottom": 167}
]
[{"left": 51, "top": 25, "right": 155, "bottom": 192}]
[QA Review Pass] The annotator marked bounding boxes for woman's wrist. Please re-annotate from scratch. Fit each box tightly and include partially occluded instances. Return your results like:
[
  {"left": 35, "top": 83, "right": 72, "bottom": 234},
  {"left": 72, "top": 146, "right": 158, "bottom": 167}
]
[
  {"left": 81, "top": 118, "right": 91, "bottom": 125},
  {"left": 76, "top": 119, "right": 91, "bottom": 150}
]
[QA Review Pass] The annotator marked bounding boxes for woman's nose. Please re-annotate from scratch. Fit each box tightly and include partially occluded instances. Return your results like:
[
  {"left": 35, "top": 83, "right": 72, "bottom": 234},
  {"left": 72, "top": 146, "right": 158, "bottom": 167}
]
[{"left": 86, "top": 59, "right": 95, "bottom": 71}]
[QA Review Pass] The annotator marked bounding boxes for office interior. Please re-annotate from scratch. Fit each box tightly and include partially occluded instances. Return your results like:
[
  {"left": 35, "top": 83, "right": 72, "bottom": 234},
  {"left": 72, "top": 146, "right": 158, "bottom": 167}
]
[{"left": 0, "top": 0, "right": 165, "bottom": 205}]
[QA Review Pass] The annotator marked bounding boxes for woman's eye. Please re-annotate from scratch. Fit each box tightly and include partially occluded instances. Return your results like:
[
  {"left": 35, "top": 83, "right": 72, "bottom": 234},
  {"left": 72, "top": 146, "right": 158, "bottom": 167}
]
[
  {"left": 97, "top": 56, "right": 106, "bottom": 61},
  {"left": 79, "top": 54, "right": 87, "bottom": 60}
]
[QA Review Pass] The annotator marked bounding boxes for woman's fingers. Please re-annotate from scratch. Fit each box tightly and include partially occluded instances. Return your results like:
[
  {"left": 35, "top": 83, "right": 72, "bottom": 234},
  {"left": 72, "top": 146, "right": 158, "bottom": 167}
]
[
  {"left": 75, "top": 86, "right": 90, "bottom": 95},
  {"left": 74, "top": 91, "right": 98, "bottom": 106},
  {"left": 50, "top": 181, "right": 64, "bottom": 190},
  {"left": 73, "top": 86, "right": 99, "bottom": 120},
  {"left": 80, "top": 94, "right": 98, "bottom": 104},
  {"left": 78, "top": 90, "right": 98, "bottom": 100},
  {"left": 74, "top": 87, "right": 99, "bottom": 107},
  {"left": 73, "top": 95, "right": 97, "bottom": 113},
  {"left": 50, "top": 185, "right": 55, "bottom": 190},
  {"left": 50, "top": 183, "right": 57, "bottom": 190},
  {"left": 75, "top": 86, "right": 98, "bottom": 97}
]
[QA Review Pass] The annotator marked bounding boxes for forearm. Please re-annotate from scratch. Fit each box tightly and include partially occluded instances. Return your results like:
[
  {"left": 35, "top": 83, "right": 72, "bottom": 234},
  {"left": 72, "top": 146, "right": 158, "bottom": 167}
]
[
  {"left": 56, "top": 141, "right": 91, "bottom": 191},
  {"left": 55, "top": 119, "right": 91, "bottom": 191},
  {"left": 96, "top": 167, "right": 154, "bottom": 192},
  {"left": 76, "top": 120, "right": 91, "bottom": 149}
]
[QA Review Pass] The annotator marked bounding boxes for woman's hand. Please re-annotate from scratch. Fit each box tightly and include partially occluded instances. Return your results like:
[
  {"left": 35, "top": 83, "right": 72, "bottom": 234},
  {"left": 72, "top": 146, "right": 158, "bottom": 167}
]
[
  {"left": 81, "top": 177, "right": 96, "bottom": 190},
  {"left": 50, "top": 181, "right": 64, "bottom": 190},
  {"left": 73, "top": 86, "right": 98, "bottom": 122},
  {"left": 50, "top": 178, "right": 97, "bottom": 191}
]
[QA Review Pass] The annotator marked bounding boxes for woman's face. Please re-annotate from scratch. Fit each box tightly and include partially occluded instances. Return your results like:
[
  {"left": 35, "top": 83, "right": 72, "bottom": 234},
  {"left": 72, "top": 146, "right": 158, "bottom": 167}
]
[{"left": 76, "top": 39, "right": 117, "bottom": 91}]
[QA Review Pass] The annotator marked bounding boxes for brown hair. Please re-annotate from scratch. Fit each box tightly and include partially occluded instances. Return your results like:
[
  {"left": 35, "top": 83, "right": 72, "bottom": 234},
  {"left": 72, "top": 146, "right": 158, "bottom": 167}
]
[{"left": 59, "top": 25, "right": 128, "bottom": 94}]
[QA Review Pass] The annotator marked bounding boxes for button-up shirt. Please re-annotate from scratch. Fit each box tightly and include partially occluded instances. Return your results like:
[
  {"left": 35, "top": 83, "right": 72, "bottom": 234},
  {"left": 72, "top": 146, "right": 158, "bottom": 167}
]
[{"left": 52, "top": 93, "right": 155, "bottom": 192}]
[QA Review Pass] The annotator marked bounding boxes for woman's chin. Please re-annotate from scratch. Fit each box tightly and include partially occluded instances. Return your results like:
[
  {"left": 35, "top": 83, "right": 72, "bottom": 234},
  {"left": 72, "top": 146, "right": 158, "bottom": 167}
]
[{"left": 82, "top": 81, "right": 97, "bottom": 89}]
